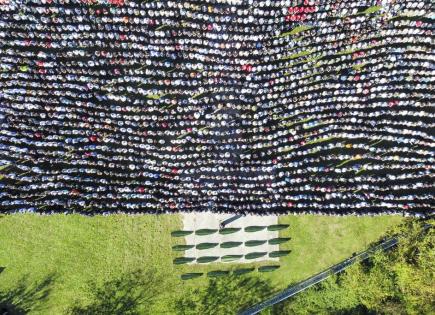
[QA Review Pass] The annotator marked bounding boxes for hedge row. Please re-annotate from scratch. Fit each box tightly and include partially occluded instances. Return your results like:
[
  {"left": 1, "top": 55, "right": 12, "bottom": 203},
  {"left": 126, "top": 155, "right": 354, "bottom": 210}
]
[
  {"left": 245, "top": 240, "right": 267, "bottom": 247},
  {"left": 171, "top": 230, "right": 193, "bottom": 237},
  {"left": 173, "top": 250, "right": 290, "bottom": 264},
  {"left": 172, "top": 224, "right": 289, "bottom": 237},
  {"left": 269, "top": 250, "right": 292, "bottom": 258},
  {"left": 173, "top": 239, "right": 289, "bottom": 251},
  {"left": 196, "top": 243, "right": 218, "bottom": 250},
  {"left": 172, "top": 244, "right": 195, "bottom": 251},
  {"left": 244, "top": 226, "right": 266, "bottom": 232},
  {"left": 268, "top": 237, "right": 291, "bottom": 245},
  {"left": 195, "top": 229, "right": 218, "bottom": 236},
  {"left": 173, "top": 257, "right": 195, "bottom": 265},
  {"left": 180, "top": 265, "right": 280, "bottom": 280},
  {"left": 267, "top": 224, "right": 290, "bottom": 231},
  {"left": 219, "top": 227, "right": 241, "bottom": 234},
  {"left": 197, "top": 256, "right": 220, "bottom": 263},
  {"left": 245, "top": 252, "right": 267, "bottom": 260},
  {"left": 221, "top": 255, "right": 243, "bottom": 262}
]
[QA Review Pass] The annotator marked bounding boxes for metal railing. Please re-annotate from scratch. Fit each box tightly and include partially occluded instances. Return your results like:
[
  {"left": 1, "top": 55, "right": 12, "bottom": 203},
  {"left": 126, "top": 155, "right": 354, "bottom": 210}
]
[
  {"left": 220, "top": 215, "right": 244, "bottom": 228},
  {"left": 239, "top": 224, "right": 432, "bottom": 315}
]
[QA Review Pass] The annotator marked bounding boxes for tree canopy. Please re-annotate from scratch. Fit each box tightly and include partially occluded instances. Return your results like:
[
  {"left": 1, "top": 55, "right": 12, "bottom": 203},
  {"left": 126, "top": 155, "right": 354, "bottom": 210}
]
[{"left": 274, "top": 219, "right": 434, "bottom": 315}]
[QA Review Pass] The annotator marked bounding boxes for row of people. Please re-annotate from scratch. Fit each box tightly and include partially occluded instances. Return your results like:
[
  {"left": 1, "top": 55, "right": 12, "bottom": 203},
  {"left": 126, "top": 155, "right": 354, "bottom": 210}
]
[{"left": 0, "top": 0, "right": 433, "bottom": 215}]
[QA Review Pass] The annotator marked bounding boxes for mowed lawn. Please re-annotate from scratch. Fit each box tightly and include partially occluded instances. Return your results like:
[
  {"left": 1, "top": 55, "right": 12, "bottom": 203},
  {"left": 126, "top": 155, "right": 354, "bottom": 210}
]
[{"left": 0, "top": 214, "right": 403, "bottom": 314}]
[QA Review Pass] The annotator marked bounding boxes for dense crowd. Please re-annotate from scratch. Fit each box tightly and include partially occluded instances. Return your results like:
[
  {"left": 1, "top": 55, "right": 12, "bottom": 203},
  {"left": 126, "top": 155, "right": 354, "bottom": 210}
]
[{"left": 0, "top": 0, "right": 433, "bottom": 215}]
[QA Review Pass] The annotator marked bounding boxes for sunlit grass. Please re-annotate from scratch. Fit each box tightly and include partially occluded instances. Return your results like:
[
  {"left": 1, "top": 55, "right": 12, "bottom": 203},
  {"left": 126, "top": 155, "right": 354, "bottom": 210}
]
[{"left": 0, "top": 214, "right": 403, "bottom": 314}]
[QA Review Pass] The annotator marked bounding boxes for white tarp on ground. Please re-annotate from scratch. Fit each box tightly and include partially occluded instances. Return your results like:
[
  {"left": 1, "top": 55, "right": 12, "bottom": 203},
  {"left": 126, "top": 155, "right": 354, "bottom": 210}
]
[{"left": 182, "top": 212, "right": 279, "bottom": 263}]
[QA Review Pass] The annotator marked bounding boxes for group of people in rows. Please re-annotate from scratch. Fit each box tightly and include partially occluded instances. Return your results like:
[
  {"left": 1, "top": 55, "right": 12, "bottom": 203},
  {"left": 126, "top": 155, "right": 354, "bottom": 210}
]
[{"left": 0, "top": 0, "right": 433, "bottom": 215}]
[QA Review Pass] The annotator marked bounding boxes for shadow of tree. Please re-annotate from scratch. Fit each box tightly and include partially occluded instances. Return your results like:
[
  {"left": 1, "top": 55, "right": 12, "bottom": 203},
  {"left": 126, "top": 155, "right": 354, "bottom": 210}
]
[
  {"left": 0, "top": 272, "right": 56, "bottom": 315},
  {"left": 176, "top": 274, "right": 277, "bottom": 315},
  {"left": 67, "top": 269, "right": 167, "bottom": 315}
]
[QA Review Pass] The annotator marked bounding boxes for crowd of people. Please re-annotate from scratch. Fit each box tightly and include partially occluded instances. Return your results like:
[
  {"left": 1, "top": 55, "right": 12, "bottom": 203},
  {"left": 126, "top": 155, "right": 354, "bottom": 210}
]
[{"left": 0, "top": 0, "right": 433, "bottom": 215}]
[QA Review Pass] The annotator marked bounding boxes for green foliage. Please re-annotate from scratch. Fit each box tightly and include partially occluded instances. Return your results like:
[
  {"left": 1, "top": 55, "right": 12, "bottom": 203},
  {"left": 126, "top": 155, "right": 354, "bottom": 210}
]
[
  {"left": 172, "top": 245, "right": 194, "bottom": 251},
  {"left": 245, "top": 226, "right": 266, "bottom": 232},
  {"left": 173, "top": 257, "right": 195, "bottom": 265},
  {"left": 175, "top": 275, "right": 276, "bottom": 315},
  {"left": 219, "top": 228, "right": 241, "bottom": 235},
  {"left": 233, "top": 268, "right": 255, "bottom": 276},
  {"left": 207, "top": 270, "right": 230, "bottom": 278},
  {"left": 67, "top": 269, "right": 167, "bottom": 315},
  {"left": 245, "top": 252, "right": 267, "bottom": 260},
  {"left": 267, "top": 224, "right": 289, "bottom": 231},
  {"left": 181, "top": 273, "right": 203, "bottom": 280},
  {"left": 245, "top": 240, "right": 267, "bottom": 247},
  {"left": 220, "top": 241, "right": 242, "bottom": 248},
  {"left": 0, "top": 214, "right": 403, "bottom": 314},
  {"left": 221, "top": 255, "right": 243, "bottom": 262},
  {"left": 268, "top": 237, "right": 291, "bottom": 245},
  {"left": 195, "top": 229, "right": 217, "bottom": 236},
  {"left": 196, "top": 256, "right": 219, "bottom": 264},
  {"left": 258, "top": 265, "right": 280, "bottom": 273},
  {"left": 196, "top": 243, "right": 218, "bottom": 250},
  {"left": 171, "top": 230, "right": 193, "bottom": 237},
  {"left": 269, "top": 250, "right": 291, "bottom": 258},
  {"left": 277, "top": 219, "right": 434, "bottom": 315}
]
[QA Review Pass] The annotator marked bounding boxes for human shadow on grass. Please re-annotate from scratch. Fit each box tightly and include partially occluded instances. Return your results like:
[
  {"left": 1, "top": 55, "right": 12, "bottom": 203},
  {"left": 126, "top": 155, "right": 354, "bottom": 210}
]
[
  {"left": 67, "top": 269, "right": 167, "bottom": 315},
  {"left": 0, "top": 272, "right": 56, "bottom": 315},
  {"left": 176, "top": 274, "right": 277, "bottom": 315}
]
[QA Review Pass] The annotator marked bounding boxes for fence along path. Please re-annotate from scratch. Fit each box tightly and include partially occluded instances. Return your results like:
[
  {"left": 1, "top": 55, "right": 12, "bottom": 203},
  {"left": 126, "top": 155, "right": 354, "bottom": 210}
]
[
  {"left": 239, "top": 223, "right": 432, "bottom": 315},
  {"left": 239, "top": 236, "right": 399, "bottom": 315}
]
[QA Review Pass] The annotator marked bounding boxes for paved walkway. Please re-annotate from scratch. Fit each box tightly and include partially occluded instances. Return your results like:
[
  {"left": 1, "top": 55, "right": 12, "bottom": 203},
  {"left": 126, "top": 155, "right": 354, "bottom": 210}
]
[{"left": 182, "top": 212, "right": 279, "bottom": 263}]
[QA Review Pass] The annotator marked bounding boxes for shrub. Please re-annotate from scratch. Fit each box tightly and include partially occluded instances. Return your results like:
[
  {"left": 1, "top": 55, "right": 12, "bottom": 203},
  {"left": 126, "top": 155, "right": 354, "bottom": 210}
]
[
  {"left": 221, "top": 255, "right": 243, "bottom": 262},
  {"left": 245, "top": 226, "right": 266, "bottom": 232},
  {"left": 196, "top": 243, "right": 218, "bottom": 250},
  {"left": 245, "top": 252, "right": 267, "bottom": 260},
  {"left": 245, "top": 240, "right": 267, "bottom": 247},
  {"left": 219, "top": 228, "right": 241, "bottom": 235},
  {"left": 269, "top": 250, "right": 291, "bottom": 258},
  {"left": 220, "top": 242, "right": 242, "bottom": 248},
  {"left": 197, "top": 256, "right": 219, "bottom": 263},
  {"left": 207, "top": 270, "right": 230, "bottom": 278},
  {"left": 171, "top": 230, "right": 193, "bottom": 237},
  {"left": 195, "top": 229, "right": 217, "bottom": 236},
  {"left": 267, "top": 224, "right": 290, "bottom": 231},
  {"left": 268, "top": 237, "right": 291, "bottom": 245},
  {"left": 181, "top": 273, "right": 203, "bottom": 280},
  {"left": 172, "top": 245, "right": 194, "bottom": 251},
  {"left": 233, "top": 268, "right": 255, "bottom": 275},
  {"left": 258, "top": 265, "right": 280, "bottom": 272},
  {"left": 173, "top": 257, "right": 195, "bottom": 265}
]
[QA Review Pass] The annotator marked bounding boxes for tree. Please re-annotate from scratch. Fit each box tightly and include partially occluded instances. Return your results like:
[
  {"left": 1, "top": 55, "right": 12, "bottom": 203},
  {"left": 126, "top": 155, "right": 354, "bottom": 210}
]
[{"left": 277, "top": 219, "right": 434, "bottom": 315}]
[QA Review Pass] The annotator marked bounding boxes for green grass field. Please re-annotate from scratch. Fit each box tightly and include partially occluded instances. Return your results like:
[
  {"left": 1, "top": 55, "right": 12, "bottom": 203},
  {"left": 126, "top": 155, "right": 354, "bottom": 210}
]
[{"left": 0, "top": 214, "right": 403, "bottom": 314}]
